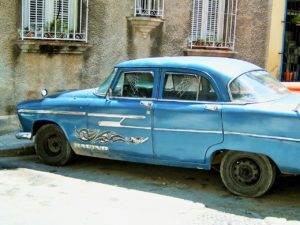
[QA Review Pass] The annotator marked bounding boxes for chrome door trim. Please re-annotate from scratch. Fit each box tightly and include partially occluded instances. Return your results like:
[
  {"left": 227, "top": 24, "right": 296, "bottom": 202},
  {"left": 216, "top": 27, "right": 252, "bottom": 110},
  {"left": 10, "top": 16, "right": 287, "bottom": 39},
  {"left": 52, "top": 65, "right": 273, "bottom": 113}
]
[
  {"left": 224, "top": 131, "right": 300, "bottom": 143},
  {"left": 154, "top": 128, "right": 223, "bottom": 134},
  {"left": 98, "top": 121, "right": 151, "bottom": 130},
  {"left": 155, "top": 99, "right": 248, "bottom": 105},
  {"left": 88, "top": 113, "right": 146, "bottom": 120},
  {"left": 18, "top": 109, "right": 86, "bottom": 116}
]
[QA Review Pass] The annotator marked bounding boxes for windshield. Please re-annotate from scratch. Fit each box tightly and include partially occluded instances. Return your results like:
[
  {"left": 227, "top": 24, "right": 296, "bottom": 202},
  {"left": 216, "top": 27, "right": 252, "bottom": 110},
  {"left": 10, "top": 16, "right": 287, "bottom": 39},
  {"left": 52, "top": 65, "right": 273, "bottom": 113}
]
[
  {"left": 96, "top": 68, "right": 117, "bottom": 96},
  {"left": 229, "top": 70, "right": 290, "bottom": 102}
]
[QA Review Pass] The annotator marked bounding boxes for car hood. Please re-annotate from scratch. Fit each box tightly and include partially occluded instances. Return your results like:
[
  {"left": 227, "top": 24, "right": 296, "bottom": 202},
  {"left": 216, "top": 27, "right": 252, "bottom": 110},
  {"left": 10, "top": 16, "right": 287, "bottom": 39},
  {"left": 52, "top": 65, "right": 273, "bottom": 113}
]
[
  {"left": 16, "top": 88, "right": 96, "bottom": 111},
  {"left": 45, "top": 88, "right": 96, "bottom": 99}
]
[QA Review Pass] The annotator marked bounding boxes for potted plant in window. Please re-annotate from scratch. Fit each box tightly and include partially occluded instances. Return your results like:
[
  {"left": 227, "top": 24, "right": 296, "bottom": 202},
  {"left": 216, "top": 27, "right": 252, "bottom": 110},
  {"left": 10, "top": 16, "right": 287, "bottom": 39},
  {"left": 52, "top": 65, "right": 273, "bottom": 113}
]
[
  {"left": 192, "top": 38, "right": 231, "bottom": 51},
  {"left": 284, "top": 37, "right": 296, "bottom": 81},
  {"left": 44, "top": 19, "right": 68, "bottom": 39},
  {"left": 292, "top": 14, "right": 300, "bottom": 26},
  {"left": 24, "top": 26, "right": 35, "bottom": 37}
]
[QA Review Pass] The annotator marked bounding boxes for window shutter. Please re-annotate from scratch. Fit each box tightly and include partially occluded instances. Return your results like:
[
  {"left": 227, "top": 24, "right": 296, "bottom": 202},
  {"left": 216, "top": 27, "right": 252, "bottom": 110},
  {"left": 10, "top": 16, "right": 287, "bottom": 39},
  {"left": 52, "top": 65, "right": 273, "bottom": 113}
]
[
  {"left": 53, "top": 0, "right": 69, "bottom": 25},
  {"left": 20, "top": 0, "right": 88, "bottom": 42},
  {"left": 191, "top": 0, "right": 203, "bottom": 41},
  {"left": 191, "top": 0, "right": 226, "bottom": 42},
  {"left": 24, "top": 0, "right": 45, "bottom": 30}
]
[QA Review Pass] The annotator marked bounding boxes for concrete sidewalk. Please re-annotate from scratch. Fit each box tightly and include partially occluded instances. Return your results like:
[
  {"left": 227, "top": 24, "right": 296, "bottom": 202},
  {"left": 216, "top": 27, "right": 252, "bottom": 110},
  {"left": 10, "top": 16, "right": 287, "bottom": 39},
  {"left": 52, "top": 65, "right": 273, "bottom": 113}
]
[{"left": 0, "top": 132, "right": 35, "bottom": 157}]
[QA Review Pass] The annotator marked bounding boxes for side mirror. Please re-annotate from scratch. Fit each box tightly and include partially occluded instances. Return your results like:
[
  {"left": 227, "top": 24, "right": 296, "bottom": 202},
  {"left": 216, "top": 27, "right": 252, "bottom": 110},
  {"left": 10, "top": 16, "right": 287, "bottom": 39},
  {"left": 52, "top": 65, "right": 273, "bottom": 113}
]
[{"left": 106, "top": 88, "right": 112, "bottom": 101}]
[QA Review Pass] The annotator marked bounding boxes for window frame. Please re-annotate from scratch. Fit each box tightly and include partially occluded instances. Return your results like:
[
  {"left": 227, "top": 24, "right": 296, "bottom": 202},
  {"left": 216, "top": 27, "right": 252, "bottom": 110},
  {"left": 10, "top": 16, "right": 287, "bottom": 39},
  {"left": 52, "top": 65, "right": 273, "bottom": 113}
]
[
  {"left": 110, "top": 69, "right": 158, "bottom": 100},
  {"left": 158, "top": 69, "right": 220, "bottom": 103},
  {"left": 134, "top": 0, "right": 164, "bottom": 18},
  {"left": 21, "top": 0, "right": 89, "bottom": 42},
  {"left": 190, "top": 0, "right": 238, "bottom": 50}
]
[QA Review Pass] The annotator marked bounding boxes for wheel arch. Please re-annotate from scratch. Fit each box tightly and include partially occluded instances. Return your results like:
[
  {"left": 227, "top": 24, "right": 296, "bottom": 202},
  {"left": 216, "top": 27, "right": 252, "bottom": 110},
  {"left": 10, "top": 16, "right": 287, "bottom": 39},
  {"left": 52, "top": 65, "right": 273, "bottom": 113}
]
[
  {"left": 209, "top": 149, "right": 281, "bottom": 173},
  {"left": 33, "top": 120, "right": 62, "bottom": 136}
]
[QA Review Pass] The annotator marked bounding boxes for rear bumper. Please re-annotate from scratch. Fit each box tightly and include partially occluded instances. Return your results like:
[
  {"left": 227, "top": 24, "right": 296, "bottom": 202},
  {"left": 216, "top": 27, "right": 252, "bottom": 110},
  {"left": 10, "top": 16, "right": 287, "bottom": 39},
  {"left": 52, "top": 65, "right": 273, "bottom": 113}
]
[{"left": 15, "top": 132, "right": 32, "bottom": 140}]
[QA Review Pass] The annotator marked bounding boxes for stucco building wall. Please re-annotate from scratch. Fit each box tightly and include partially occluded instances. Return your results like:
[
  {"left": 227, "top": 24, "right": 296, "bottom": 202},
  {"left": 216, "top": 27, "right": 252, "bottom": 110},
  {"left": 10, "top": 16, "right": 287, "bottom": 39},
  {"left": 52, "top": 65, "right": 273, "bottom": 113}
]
[
  {"left": 0, "top": 0, "right": 273, "bottom": 121},
  {"left": 235, "top": 0, "right": 273, "bottom": 68}
]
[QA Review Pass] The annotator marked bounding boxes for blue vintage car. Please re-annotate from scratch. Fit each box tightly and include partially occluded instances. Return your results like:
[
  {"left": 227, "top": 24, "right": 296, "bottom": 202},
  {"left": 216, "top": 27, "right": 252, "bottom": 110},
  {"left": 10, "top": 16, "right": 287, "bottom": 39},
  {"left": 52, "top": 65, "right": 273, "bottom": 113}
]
[{"left": 16, "top": 57, "right": 300, "bottom": 197}]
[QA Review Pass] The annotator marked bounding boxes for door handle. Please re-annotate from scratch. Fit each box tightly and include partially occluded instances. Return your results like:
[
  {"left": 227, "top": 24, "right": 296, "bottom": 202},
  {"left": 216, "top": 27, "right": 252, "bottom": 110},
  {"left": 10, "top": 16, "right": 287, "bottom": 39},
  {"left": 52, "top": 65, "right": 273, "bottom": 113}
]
[
  {"left": 140, "top": 101, "right": 153, "bottom": 115},
  {"left": 140, "top": 101, "right": 153, "bottom": 108},
  {"left": 204, "top": 105, "right": 220, "bottom": 112}
]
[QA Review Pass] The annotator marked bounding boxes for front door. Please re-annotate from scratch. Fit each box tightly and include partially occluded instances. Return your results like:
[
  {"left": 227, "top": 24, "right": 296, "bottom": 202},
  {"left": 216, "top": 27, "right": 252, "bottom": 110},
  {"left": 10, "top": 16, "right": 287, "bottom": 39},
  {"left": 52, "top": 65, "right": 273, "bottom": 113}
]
[
  {"left": 153, "top": 69, "right": 224, "bottom": 164},
  {"left": 86, "top": 68, "right": 158, "bottom": 158}
]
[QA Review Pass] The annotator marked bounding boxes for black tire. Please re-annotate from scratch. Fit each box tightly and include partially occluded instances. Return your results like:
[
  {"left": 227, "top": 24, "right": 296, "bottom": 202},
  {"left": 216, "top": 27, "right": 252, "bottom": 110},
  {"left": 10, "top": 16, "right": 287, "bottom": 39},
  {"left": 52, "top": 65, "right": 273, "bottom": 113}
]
[
  {"left": 35, "top": 124, "right": 74, "bottom": 166},
  {"left": 220, "top": 151, "right": 276, "bottom": 197}
]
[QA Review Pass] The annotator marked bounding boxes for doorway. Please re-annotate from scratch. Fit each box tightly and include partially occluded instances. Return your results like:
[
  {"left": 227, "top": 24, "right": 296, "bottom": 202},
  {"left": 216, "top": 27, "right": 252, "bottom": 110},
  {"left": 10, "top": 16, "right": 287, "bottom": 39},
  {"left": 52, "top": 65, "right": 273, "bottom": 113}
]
[{"left": 282, "top": 0, "right": 300, "bottom": 81}]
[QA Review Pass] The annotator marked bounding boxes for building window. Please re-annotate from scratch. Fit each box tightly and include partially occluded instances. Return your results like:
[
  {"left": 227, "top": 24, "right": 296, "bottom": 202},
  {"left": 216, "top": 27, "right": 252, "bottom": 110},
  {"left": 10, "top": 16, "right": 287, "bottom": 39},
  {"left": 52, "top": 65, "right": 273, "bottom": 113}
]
[
  {"left": 20, "top": 0, "right": 89, "bottom": 42},
  {"left": 190, "top": 0, "right": 238, "bottom": 50},
  {"left": 134, "top": 0, "right": 164, "bottom": 17}
]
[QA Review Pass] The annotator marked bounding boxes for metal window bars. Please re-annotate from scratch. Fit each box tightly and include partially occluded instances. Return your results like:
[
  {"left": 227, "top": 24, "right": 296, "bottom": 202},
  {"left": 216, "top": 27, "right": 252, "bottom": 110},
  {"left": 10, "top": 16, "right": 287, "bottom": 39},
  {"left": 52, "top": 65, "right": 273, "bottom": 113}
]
[
  {"left": 190, "top": 0, "right": 238, "bottom": 50},
  {"left": 20, "top": 0, "right": 89, "bottom": 42},
  {"left": 134, "top": 0, "right": 164, "bottom": 17}
]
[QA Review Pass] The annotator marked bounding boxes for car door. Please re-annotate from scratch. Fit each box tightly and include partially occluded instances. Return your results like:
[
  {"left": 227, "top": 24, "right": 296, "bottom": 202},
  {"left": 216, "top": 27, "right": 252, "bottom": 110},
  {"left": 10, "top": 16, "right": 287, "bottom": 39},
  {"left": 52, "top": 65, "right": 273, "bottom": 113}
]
[
  {"left": 153, "top": 69, "right": 224, "bottom": 164},
  {"left": 86, "top": 68, "right": 158, "bottom": 158}
]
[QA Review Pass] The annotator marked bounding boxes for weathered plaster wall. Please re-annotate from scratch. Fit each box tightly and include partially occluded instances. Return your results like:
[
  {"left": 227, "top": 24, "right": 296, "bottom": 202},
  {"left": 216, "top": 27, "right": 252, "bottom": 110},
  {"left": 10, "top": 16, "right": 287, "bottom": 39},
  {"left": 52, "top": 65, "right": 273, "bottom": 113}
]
[
  {"left": 0, "top": 1, "right": 85, "bottom": 116},
  {"left": 14, "top": 54, "right": 83, "bottom": 103},
  {"left": 82, "top": 0, "right": 191, "bottom": 87},
  {"left": 235, "top": 0, "right": 273, "bottom": 68},
  {"left": 159, "top": 0, "right": 192, "bottom": 56},
  {"left": 81, "top": 0, "right": 132, "bottom": 88},
  {"left": 0, "top": 0, "right": 19, "bottom": 115}
]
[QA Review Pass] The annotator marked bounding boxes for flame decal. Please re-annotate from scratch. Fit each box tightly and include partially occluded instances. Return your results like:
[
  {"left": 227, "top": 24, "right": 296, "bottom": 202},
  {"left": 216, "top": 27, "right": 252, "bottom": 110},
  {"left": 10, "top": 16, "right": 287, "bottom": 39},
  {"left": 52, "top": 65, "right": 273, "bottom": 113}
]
[{"left": 75, "top": 129, "right": 148, "bottom": 144}]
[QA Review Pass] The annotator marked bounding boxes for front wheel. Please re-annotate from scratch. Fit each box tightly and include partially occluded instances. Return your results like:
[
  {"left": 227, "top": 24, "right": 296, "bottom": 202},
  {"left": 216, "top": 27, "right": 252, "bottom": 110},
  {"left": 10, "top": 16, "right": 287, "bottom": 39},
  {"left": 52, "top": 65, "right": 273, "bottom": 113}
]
[
  {"left": 220, "top": 151, "right": 276, "bottom": 197},
  {"left": 35, "top": 124, "right": 74, "bottom": 166}
]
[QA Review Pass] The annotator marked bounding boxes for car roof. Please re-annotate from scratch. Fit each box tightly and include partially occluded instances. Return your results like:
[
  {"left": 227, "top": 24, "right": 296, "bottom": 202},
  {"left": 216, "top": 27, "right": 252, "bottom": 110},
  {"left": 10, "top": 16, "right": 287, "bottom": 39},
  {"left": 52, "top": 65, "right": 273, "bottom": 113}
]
[{"left": 116, "top": 56, "right": 262, "bottom": 81}]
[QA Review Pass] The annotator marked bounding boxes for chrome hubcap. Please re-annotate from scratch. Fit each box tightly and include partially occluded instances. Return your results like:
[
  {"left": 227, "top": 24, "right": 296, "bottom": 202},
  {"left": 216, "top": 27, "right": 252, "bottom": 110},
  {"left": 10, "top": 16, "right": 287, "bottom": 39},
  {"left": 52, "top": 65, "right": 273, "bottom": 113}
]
[
  {"left": 46, "top": 135, "right": 63, "bottom": 155},
  {"left": 232, "top": 158, "right": 260, "bottom": 186}
]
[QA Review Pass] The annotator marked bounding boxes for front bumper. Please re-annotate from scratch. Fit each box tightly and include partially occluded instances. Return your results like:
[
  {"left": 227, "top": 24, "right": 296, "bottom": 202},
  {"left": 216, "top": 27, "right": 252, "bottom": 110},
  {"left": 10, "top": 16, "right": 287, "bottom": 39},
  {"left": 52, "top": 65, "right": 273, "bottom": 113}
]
[{"left": 15, "top": 132, "right": 32, "bottom": 140}]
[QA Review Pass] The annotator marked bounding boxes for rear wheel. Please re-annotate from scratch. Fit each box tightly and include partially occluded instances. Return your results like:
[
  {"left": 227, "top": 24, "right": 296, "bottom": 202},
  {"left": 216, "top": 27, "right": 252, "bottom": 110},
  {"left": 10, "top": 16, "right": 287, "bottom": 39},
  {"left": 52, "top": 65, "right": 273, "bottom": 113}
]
[
  {"left": 35, "top": 124, "right": 74, "bottom": 166},
  {"left": 220, "top": 151, "right": 276, "bottom": 197}
]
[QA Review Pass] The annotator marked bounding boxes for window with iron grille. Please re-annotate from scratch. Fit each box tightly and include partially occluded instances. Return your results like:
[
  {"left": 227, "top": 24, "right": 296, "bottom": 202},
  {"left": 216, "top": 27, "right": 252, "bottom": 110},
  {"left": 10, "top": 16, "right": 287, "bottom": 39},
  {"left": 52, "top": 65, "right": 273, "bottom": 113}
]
[
  {"left": 21, "top": 0, "right": 89, "bottom": 42},
  {"left": 190, "top": 0, "right": 238, "bottom": 50},
  {"left": 134, "top": 0, "right": 164, "bottom": 17}
]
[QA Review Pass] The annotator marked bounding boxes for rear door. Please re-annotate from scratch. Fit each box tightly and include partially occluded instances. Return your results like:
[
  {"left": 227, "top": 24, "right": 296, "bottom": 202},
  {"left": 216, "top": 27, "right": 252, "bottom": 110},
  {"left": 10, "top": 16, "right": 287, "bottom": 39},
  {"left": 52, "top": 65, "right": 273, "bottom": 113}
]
[{"left": 153, "top": 69, "right": 224, "bottom": 164}]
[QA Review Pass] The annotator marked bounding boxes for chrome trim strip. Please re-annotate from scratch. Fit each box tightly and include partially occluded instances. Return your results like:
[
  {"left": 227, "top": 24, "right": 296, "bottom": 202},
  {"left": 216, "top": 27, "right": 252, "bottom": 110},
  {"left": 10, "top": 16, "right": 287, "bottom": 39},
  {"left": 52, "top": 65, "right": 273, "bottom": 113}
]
[
  {"left": 154, "top": 128, "right": 223, "bottom": 134},
  {"left": 15, "top": 132, "right": 32, "bottom": 140},
  {"left": 156, "top": 99, "right": 247, "bottom": 105},
  {"left": 89, "top": 113, "right": 145, "bottom": 119},
  {"left": 224, "top": 131, "right": 300, "bottom": 143},
  {"left": 110, "top": 97, "right": 156, "bottom": 101},
  {"left": 18, "top": 109, "right": 86, "bottom": 116},
  {"left": 98, "top": 121, "right": 151, "bottom": 130}
]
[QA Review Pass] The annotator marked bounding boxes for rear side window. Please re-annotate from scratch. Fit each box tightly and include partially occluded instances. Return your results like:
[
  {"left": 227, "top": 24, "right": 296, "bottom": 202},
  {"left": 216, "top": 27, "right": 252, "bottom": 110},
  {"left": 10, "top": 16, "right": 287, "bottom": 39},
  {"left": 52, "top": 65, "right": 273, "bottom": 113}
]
[{"left": 163, "top": 73, "right": 217, "bottom": 101}]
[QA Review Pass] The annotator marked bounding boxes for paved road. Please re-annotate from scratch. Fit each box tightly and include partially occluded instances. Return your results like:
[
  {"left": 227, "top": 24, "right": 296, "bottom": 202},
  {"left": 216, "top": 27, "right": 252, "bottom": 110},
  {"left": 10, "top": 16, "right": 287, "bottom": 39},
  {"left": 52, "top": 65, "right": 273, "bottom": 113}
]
[{"left": 0, "top": 155, "right": 299, "bottom": 225}]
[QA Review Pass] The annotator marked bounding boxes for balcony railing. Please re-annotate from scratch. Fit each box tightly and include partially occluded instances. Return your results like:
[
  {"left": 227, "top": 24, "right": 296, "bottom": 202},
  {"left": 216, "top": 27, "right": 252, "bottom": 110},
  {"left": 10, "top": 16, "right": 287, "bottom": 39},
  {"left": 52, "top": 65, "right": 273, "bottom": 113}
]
[
  {"left": 20, "top": 0, "right": 89, "bottom": 42},
  {"left": 190, "top": 0, "right": 238, "bottom": 50},
  {"left": 134, "top": 0, "right": 164, "bottom": 17}
]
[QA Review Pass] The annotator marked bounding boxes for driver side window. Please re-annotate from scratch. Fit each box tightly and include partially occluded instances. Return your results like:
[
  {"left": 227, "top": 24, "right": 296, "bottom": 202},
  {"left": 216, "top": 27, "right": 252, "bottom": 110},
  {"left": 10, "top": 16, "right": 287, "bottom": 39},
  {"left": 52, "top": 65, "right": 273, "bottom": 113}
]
[{"left": 112, "top": 72, "right": 154, "bottom": 98}]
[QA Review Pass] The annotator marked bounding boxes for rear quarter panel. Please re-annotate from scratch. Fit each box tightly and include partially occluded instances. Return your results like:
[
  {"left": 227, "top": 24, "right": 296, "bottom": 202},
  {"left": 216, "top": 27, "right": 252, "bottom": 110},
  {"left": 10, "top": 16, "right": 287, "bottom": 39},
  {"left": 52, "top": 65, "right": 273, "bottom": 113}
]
[{"left": 206, "top": 102, "right": 300, "bottom": 174}]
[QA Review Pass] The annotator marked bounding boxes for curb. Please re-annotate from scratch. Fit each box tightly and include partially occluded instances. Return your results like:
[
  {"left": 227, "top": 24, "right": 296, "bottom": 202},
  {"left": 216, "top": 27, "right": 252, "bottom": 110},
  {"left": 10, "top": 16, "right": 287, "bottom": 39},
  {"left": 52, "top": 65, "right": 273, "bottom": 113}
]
[
  {"left": 0, "top": 115, "right": 21, "bottom": 136},
  {"left": 0, "top": 145, "right": 35, "bottom": 157}
]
